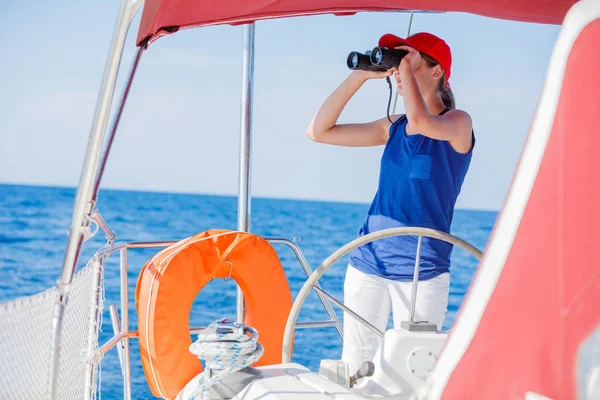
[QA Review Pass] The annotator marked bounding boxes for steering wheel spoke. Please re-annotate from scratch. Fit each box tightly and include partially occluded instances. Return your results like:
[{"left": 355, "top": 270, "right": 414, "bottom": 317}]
[{"left": 313, "top": 286, "right": 384, "bottom": 338}]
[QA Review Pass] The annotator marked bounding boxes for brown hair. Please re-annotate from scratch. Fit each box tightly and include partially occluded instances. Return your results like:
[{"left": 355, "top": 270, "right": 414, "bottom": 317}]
[{"left": 420, "top": 52, "right": 455, "bottom": 110}]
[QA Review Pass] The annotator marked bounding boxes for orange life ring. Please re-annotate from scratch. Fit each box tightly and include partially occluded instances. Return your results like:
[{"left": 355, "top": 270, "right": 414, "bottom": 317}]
[{"left": 135, "top": 230, "right": 293, "bottom": 399}]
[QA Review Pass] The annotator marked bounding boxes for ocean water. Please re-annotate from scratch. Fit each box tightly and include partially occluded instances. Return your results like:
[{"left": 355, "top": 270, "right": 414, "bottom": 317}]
[{"left": 0, "top": 184, "right": 497, "bottom": 399}]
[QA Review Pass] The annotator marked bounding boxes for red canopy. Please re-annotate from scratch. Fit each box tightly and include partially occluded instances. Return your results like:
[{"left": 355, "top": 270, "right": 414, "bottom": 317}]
[
  {"left": 427, "top": 2, "right": 600, "bottom": 397},
  {"left": 137, "top": 0, "right": 577, "bottom": 45}
]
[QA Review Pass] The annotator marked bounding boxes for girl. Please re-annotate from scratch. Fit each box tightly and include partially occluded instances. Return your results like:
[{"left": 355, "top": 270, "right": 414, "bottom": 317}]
[{"left": 306, "top": 32, "right": 474, "bottom": 374}]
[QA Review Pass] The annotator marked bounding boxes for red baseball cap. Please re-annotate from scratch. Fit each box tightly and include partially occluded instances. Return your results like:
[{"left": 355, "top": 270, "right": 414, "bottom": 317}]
[{"left": 378, "top": 32, "right": 452, "bottom": 81}]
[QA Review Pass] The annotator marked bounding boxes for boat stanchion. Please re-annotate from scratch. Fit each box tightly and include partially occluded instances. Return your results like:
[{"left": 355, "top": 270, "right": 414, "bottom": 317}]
[{"left": 109, "top": 305, "right": 125, "bottom": 373}]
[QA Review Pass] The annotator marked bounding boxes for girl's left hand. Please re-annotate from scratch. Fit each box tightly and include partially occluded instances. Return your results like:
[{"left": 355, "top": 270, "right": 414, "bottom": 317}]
[{"left": 396, "top": 46, "right": 421, "bottom": 71}]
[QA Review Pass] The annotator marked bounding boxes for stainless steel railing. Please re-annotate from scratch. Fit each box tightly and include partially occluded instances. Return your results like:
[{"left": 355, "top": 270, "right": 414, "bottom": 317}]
[{"left": 95, "top": 236, "right": 342, "bottom": 399}]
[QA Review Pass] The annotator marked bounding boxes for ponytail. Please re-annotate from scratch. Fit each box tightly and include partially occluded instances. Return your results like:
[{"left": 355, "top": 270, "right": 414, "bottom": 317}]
[
  {"left": 421, "top": 52, "right": 456, "bottom": 110},
  {"left": 440, "top": 80, "right": 455, "bottom": 110}
]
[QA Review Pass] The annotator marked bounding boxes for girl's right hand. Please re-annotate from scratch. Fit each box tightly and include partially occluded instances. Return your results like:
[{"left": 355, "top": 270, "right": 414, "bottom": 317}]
[{"left": 351, "top": 68, "right": 397, "bottom": 81}]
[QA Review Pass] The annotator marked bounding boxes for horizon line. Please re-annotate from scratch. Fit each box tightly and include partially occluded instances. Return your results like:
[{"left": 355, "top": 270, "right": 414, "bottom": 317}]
[{"left": 0, "top": 181, "right": 500, "bottom": 213}]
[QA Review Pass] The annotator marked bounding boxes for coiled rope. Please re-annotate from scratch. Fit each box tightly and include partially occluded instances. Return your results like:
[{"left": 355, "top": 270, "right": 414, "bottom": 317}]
[{"left": 189, "top": 319, "right": 264, "bottom": 399}]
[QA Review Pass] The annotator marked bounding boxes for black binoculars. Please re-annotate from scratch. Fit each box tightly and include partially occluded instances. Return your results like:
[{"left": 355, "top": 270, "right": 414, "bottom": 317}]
[{"left": 347, "top": 47, "right": 409, "bottom": 71}]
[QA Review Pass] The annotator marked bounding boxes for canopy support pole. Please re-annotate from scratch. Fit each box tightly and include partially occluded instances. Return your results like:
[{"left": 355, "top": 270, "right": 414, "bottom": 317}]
[
  {"left": 48, "top": 0, "right": 137, "bottom": 397},
  {"left": 392, "top": 10, "right": 415, "bottom": 114},
  {"left": 92, "top": 44, "right": 145, "bottom": 203},
  {"left": 236, "top": 23, "right": 256, "bottom": 324}
]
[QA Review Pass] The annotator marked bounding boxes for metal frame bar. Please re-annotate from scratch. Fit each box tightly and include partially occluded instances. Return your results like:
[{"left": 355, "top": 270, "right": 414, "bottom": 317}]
[
  {"left": 392, "top": 10, "right": 415, "bottom": 115},
  {"left": 130, "top": 0, "right": 144, "bottom": 24},
  {"left": 49, "top": 0, "right": 139, "bottom": 395},
  {"left": 96, "top": 241, "right": 177, "bottom": 257},
  {"left": 237, "top": 23, "right": 255, "bottom": 234},
  {"left": 237, "top": 23, "right": 256, "bottom": 324},
  {"left": 109, "top": 305, "right": 125, "bottom": 370},
  {"left": 89, "top": 207, "right": 117, "bottom": 244},
  {"left": 268, "top": 238, "right": 343, "bottom": 339},
  {"left": 119, "top": 248, "right": 132, "bottom": 400},
  {"left": 92, "top": 45, "right": 145, "bottom": 203},
  {"left": 100, "top": 331, "right": 138, "bottom": 355}
]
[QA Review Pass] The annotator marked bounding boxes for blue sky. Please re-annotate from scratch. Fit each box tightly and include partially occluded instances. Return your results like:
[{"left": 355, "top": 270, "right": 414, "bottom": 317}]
[{"left": 0, "top": 1, "right": 561, "bottom": 210}]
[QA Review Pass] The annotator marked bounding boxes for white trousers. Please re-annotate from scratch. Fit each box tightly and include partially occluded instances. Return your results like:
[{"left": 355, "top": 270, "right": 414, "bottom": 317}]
[{"left": 341, "top": 265, "right": 450, "bottom": 375}]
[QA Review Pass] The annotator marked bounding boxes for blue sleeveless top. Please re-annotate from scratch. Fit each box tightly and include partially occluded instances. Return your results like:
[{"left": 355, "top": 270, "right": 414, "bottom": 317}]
[{"left": 349, "top": 111, "right": 474, "bottom": 281}]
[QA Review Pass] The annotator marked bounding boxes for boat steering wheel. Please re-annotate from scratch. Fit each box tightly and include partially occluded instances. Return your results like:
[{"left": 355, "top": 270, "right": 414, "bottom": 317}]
[{"left": 281, "top": 227, "right": 483, "bottom": 363}]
